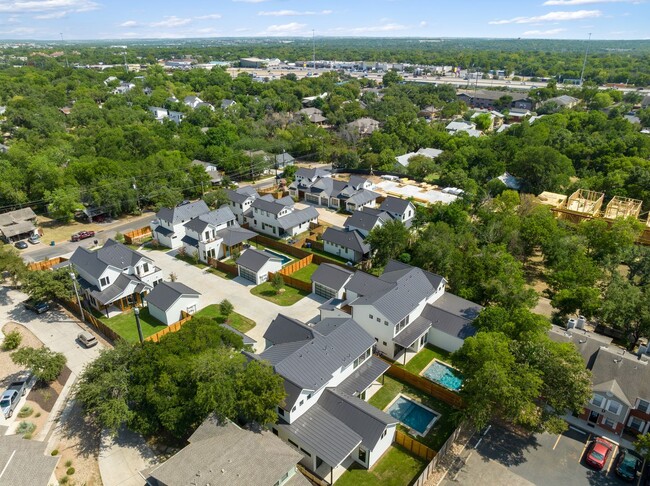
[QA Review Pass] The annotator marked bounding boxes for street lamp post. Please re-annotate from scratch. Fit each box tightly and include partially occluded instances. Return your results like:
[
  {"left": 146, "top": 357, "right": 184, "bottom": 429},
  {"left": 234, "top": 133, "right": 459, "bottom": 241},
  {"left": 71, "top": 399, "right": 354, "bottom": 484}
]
[
  {"left": 70, "top": 272, "right": 85, "bottom": 323},
  {"left": 134, "top": 307, "right": 144, "bottom": 344}
]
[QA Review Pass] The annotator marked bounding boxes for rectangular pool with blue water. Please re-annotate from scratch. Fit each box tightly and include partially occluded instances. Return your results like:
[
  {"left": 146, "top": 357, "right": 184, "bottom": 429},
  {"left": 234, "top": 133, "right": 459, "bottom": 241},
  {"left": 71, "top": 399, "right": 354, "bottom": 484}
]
[
  {"left": 422, "top": 360, "right": 463, "bottom": 391},
  {"left": 263, "top": 249, "right": 292, "bottom": 266},
  {"left": 386, "top": 395, "right": 439, "bottom": 436}
]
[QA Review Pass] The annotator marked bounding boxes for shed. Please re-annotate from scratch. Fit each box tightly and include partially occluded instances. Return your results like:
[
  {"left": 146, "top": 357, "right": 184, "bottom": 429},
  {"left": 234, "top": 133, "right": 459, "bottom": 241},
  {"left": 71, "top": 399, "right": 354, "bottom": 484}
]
[{"left": 144, "top": 281, "right": 200, "bottom": 325}]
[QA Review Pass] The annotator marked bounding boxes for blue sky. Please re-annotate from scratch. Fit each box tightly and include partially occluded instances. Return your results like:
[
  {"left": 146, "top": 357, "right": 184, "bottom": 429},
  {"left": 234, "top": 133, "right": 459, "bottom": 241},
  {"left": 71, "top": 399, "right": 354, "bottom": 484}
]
[{"left": 0, "top": 0, "right": 646, "bottom": 40}]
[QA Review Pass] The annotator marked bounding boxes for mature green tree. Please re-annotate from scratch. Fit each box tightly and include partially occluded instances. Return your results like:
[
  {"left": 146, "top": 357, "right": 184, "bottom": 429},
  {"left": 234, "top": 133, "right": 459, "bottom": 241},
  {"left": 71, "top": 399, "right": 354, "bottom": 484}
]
[
  {"left": 551, "top": 287, "right": 601, "bottom": 319},
  {"left": 510, "top": 146, "right": 574, "bottom": 195},
  {"left": 406, "top": 154, "right": 437, "bottom": 179},
  {"left": 579, "top": 217, "right": 643, "bottom": 264},
  {"left": 22, "top": 268, "right": 75, "bottom": 302},
  {"left": 203, "top": 188, "right": 229, "bottom": 209},
  {"left": 599, "top": 275, "right": 650, "bottom": 348},
  {"left": 11, "top": 346, "right": 67, "bottom": 382},
  {"left": 473, "top": 113, "right": 492, "bottom": 131},
  {"left": 235, "top": 359, "right": 286, "bottom": 425},
  {"left": 366, "top": 219, "right": 410, "bottom": 267},
  {"left": 382, "top": 70, "right": 404, "bottom": 88},
  {"left": 46, "top": 187, "right": 81, "bottom": 223},
  {"left": 0, "top": 244, "right": 27, "bottom": 285},
  {"left": 634, "top": 433, "right": 650, "bottom": 461}
]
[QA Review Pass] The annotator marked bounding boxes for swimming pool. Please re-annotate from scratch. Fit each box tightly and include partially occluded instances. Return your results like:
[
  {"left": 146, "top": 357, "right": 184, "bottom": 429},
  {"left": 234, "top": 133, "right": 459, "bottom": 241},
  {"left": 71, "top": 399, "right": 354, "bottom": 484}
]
[
  {"left": 386, "top": 395, "right": 439, "bottom": 436},
  {"left": 263, "top": 249, "right": 291, "bottom": 266},
  {"left": 422, "top": 360, "right": 463, "bottom": 391}
]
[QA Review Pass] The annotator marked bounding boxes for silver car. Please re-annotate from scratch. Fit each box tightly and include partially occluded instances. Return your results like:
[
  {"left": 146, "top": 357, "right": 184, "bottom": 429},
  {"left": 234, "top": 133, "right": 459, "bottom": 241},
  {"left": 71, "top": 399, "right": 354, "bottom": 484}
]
[{"left": 78, "top": 332, "right": 97, "bottom": 348}]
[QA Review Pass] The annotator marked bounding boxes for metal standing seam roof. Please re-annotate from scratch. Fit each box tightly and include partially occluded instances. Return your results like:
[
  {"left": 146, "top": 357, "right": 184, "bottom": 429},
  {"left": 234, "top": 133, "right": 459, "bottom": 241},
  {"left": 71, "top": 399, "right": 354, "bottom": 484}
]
[
  {"left": 181, "top": 234, "right": 199, "bottom": 247},
  {"left": 346, "top": 190, "right": 380, "bottom": 206},
  {"left": 421, "top": 293, "right": 482, "bottom": 339},
  {"left": 310, "top": 264, "right": 354, "bottom": 292},
  {"left": 155, "top": 200, "right": 210, "bottom": 225},
  {"left": 344, "top": 208, "right": 391, "bottom": 233},
  {"left": 0, "top": 429, "right": 59, "bottom": 486},
  {"left": 322, "top": 227, "right": 370, "bottom": 255},
  {"left": 277, "top": 206, "right": 319, "bottom": 230},
  {"left": 236, "top": 248, "right": 283, "bottom": 273},
  {"left": 183, "top": 206, "right": 237, "bottom": 233},
  {"left": 220, "top": 324, "right": 256, "bottom": 345},
  {"left": 344, "top": 271, "right": 394, "bottom": 297},
  {"left": 147, "top": 419, "right": 303, "bottom": 486},
  {"left": 216, "top": 226, "right": 257, "bottom": 247},
  {"left": 144, "top": 281, "right": 200, "bottom": 312},
  {"left": 69, "top": 239, "right": 151, "bottom": 281},
  {"left": 263, "top": 314, "right": 316, "bottom": 346},
  {"left": 393, "top": 315, "right": 432, "bottom": 348},
  {"left": 252, "top": 197, "right": 289, "bottom": 215},
  {"left": 336, "top": 356, "right": 390, "bottom": 397},
  {"left": 348, "top": 175, "right": 369, "bottom": 189},
  {"left": 83, "top": 273, "right": 151, "bottom": 306},
  {"left": 295, "top": 167, "right": 330, "bottom": 181},
  {"left": 152, "top": 225, "right": 173, "bottom": 237},
  {"left": 227, "top": 188, "right": 258, "bottom": 204},
  {"left": 379, "top": 196, "right": 413, "bottom": 215}
]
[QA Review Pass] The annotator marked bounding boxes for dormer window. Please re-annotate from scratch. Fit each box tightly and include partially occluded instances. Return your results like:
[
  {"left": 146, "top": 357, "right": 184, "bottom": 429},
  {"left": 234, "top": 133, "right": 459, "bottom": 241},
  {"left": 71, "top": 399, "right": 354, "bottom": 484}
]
[{"left": 100, "top": 276, "right": 110, "bottom": 286}]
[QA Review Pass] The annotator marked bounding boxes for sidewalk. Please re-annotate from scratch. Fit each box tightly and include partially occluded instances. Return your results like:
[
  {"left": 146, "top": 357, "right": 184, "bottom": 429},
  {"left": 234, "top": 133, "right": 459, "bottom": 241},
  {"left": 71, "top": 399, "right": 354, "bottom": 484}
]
[
  {"left": 98, "top": 428, "right": 160, "bottom": 486},
  {"left": 562, "top": 413, "right": 635, "bottom": 449}
]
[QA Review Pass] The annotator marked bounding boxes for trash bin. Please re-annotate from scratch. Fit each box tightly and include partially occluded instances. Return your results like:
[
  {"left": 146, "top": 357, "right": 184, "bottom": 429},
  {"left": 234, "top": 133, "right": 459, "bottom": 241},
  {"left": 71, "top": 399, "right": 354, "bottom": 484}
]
[{"left": 50, "top": 241, "right": 55, "bottom": 246}]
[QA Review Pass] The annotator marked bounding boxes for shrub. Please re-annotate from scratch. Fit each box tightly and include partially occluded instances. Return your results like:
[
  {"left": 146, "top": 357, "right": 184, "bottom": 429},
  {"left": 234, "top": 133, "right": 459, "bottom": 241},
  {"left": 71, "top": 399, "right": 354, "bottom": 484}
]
[
  {"left": 16, "top": 421, "right": 36, "bottom": 436},
  {"left": 51, "top": 449, "right": 59, "bottom": 456},
  {"left": 60, "top": 476, "right": 69, "bottom": 484},
  {"left": 271, "top": 273, "right": 284, "bottom": 294},
  {"left": 2, "top": 330, "right": 22, "bottom": 350},
  {"left": 65, "top": 460, "right": 73, "bottom": 467},
  {"left": 66, "top": 467, "right": 75, "bottom": 476},
  {"left": 18, "top": 406, "right": 33, "bottom": 418},
  {"left": 23, "top": 433, "right": 32, "bottom": 440},
  {"left": 35, "top": 412, "right": 41, "bottom": 418},
  {"left": 220, "top": 299, "right": 234, "bottom": 317},
  {"left": 114, "top": 232, "right": 125, "bottom": 243},
  {"left": 10, "top": 346, "right": 67, "bottom": 382}
]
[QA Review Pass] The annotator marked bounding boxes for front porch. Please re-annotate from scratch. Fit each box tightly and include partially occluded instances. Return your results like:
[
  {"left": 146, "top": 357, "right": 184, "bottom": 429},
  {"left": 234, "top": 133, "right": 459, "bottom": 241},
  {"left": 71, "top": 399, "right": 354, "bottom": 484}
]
[{"left": 313, "top": 456, "right": 354, "bottom": 485}]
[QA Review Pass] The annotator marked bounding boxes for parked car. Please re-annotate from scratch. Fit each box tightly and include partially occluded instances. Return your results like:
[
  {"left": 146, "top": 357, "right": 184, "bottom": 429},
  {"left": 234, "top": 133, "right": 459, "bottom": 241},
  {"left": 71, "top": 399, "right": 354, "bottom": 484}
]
[
  {"left": 1, "top": 379, "right": 29, "bottom": 418},
  {"left": 14, "top": 241, "right": 28, "bottom": 249},
  {"left": 615, "top": 448, "right": 643, "bottom": 481},
  {"left": 177, "top": 200, "right": 191, "bottom": 207},
  {"left": 585, "top": 437, "right": 614, "bottom": 470},
  {"left": 23, "top": 299, "right": 50, "bottom": 314},
  {"left": 71, "top": 230, "right": 95, "bottom": 242},
  {"left": 28, "top": 234, "right": 40, "bottom": 244},
  {"left": 77, "top": 331, "right": 98, "bottom": 348}
]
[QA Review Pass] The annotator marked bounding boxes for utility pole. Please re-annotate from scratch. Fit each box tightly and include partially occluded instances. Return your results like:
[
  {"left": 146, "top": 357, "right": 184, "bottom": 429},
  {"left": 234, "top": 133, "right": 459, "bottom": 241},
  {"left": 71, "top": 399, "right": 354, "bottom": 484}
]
[
  {"left": 312, "top": 30, "right": 316, "bottom": 70},
  {"left": 60, "top": 33, "right": 69, "bottom": 68},
  {"left": 70, "top": 272, "right": 85, "bottom": 323},
  {"left": 579, "top": 33, "right": 592, "bottom": 87},
  {"left": 134, "top": 307, "right": 144, "bottom": 344}
]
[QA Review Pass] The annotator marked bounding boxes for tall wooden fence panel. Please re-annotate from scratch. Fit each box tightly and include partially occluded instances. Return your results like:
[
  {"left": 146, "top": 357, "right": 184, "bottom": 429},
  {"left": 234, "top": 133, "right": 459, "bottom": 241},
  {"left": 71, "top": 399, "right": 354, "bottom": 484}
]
[
  {"left": 145, "top": 313, "right": 193, "bottom": 342},
  {"left": 252, "top": 234, "right": 350, "bottom": 269},
  {"left": 61, "top": 300, "right": 121, "bottom": 343},
  {"left": 386, "top": 364, "right": 464, "bottom": 409},
  {"left": 395, "top": 430, "right": 436, "bottom": 461},
  {"left": 124, "top": 226, "right": 152, "bottom": 245},
  {"left": 28, "top": 256, "right": 68, "bottom": 271},
  {"left": 268, "top": 272, "right": 313, "bottom": 292},
  {"left": 208, "top": 258, "right": 239, "bottom": 275},
  {"left": 279, "top": 255, "right": 313, "bottom": 276}
]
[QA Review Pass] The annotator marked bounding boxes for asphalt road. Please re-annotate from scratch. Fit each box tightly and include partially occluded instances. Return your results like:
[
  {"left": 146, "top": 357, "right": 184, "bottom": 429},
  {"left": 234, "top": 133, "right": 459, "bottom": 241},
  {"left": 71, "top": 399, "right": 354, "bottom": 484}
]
[{"left": 19, "top": 211, "right": 155, "bottom": 263}]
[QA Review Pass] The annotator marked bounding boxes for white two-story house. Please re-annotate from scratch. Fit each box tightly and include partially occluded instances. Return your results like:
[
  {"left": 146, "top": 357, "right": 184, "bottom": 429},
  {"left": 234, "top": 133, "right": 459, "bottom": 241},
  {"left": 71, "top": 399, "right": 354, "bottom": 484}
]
[
  {"left": 226, "top": 186, "right": 263, "bottom": 225},
  {"left": 150, "top": 201, "right": 210, "bottom": 249},
  {"left": 247, "top": 314, "right": 397, "bottom": 484},
  {"left": 311, "top": 260, "right": 483, "bottom": 361},
  {"left": 69, "top": 239, "right": 163, "bottom": 316},
  {"left": 248, "top": 197, "right": 319, "bottom": 238},
  {"left": 181, "top": 206, "right": 256, "bottom": 263},
  {"left": 289, "top": 173, "right": 378, "bottom": 212},
  {"left": 378, "top": 197, "right": 416, "bottom": 228}
]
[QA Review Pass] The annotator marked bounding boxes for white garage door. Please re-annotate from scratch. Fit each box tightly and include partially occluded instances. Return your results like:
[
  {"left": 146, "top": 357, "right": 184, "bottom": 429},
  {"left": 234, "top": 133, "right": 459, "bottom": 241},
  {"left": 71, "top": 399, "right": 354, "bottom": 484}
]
[
  {"left": 239, "top": 267, "right": 258, "bottom": 283},
  {"left": 315, "top": 283, "right": 337, "bottom": 299}
]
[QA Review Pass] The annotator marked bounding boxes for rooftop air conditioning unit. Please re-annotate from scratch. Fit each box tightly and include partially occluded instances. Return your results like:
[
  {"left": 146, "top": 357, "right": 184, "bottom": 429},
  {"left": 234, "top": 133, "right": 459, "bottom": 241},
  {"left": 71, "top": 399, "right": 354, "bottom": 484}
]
[
  {"left": 567, "top": 318, "right": 578, "bottom": 329},
  {"left": 576, "top": 316, "right": 586, "bottom": 330}
]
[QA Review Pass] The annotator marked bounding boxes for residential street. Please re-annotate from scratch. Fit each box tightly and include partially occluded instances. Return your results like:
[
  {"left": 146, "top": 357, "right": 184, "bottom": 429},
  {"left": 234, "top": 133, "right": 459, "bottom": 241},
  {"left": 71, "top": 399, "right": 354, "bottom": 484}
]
[{"left": 141, "top": 249, "right": 324, "bottom": 349}]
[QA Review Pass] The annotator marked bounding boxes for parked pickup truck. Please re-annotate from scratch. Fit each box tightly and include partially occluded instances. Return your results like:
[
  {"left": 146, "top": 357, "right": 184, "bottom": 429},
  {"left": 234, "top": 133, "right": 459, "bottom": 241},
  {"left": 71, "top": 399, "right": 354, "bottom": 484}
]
[
  {"left": 71, "top": 230, "right": 95, "bottom": 242},
  {"left": 1, "top": 379, "right": 29, "bottom": 419}
]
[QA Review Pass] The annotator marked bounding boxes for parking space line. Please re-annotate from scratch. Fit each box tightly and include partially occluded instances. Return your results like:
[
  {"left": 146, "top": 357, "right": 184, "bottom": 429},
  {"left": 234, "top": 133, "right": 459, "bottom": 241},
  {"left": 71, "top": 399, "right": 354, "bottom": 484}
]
[
  {"left": 579, "top": 434, "right": 592, "bottom": 462},
  {"left": 553, "top": 434, "right": 562, "bottom": 450},
  {"left": 606, "top": 443, "right": 618, "bottom": 476},
  {"left": 637, "top": 459, "right": 645, "bottom": 486}
]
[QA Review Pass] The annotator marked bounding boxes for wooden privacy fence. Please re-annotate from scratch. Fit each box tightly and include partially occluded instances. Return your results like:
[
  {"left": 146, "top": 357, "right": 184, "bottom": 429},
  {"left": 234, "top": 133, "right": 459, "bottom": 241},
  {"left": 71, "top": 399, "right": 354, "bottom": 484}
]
[
  {"left": 28, "top": 256, "right": 68, "bottom": 271},
  {"left": 395, "top": 430, "right": 436, "bottom": 461},
  {"left": 268, "top": 272, "right": 312, "bottom": 293},
  {"left": 124, "top": 226, "right": 152, "bottom": 245},
  {"left": 252, "top": 234, "right": 349, "bottom": 269},
  {"left": 304, "top": 238, "right": 324, "bottom": 252},
  {"left": 386, "top": 365, "right": 464, "bottom": 409},
  {"left": 145, "top": 312, "right": 193, "bottom": 342},
  {"left": 279, "top": 254, "right": 313, "bottom": 276},
  {"left": 296, "top": 465, "right": 329, "bottom": 486},
  {"left": 61, "top": 300, "right": 121, "bottom": 343},
  {"left": 407, "top": 423, "right": 467, "bottom": 486},
  {"left": 208, "top": 258, "right": 239, "bottom": 275}
]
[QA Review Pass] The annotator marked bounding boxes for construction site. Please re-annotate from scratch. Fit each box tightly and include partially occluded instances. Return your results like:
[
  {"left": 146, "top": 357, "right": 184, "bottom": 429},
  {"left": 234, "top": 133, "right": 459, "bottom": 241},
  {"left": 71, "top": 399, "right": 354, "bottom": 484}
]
[{"left": 538, "top": 189, "right": 650, "bottom": 245}]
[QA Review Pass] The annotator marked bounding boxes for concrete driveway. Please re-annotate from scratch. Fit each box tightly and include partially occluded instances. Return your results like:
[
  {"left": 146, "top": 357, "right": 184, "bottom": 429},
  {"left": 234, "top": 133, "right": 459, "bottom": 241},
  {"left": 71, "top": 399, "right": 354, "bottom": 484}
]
[
  {"left": 295, "top": 202, "right": 349, "bottom": 228},
  {"left": 0, "top": 286, "right": 105, "bottom": 376},
  {"left": 99, "top": 428, "right": 159, "bottom": 486},
  {"left": 141, "top": 250, "right": 324, "bottom": 350}
]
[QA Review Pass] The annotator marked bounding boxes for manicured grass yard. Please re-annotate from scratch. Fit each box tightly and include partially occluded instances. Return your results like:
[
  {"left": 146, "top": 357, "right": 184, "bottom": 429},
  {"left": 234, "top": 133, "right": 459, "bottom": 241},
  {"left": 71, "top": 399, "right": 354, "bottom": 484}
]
[
  {"left": 192, "top": 304, "right": 256, "bottom": 333},
  {"left": 290, "top": 263, "right": 319, "bottom": 283},
  {"left": 398, "top": 344, "right": 451, "bottom": 375},
  {"left": 336, "top": 445, "right": 427, "bottom": 486},
  {"left": 250, "top": 282, "right": 310, "bottom": 306},
  {"left": 305, "top": 246, "right": 350, "bottom": 264},
  {"left": 100, "top": 307, "right": 167, "bottom": 343},
  {"left": 369, "top": 376, "right": 461, "bottom": 451}
]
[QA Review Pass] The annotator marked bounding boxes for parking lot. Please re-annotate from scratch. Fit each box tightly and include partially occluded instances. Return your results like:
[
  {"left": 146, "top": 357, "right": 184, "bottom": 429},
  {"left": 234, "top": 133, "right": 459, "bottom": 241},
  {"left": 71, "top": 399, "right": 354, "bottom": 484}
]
[{"left": 442, "top": 424, "right": 643, "bottom": 486}]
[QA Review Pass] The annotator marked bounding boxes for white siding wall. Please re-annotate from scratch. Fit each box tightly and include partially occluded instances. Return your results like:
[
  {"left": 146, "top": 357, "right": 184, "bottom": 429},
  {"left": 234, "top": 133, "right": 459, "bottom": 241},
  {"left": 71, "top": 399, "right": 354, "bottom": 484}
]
[
  {"left": 96, "top": 267, "right": 121, "bottom": 291},
  {"left": 147, "top": 303, "right": 168, "bottom": 326},
  {"left": 149, "top": 295, "right": 199, "bottom": 325},
  {"left": 138, "top": 268, "right": 163, "bottom": 287},
  {"left": 323, "top": 241, "right": 358, "bottom": 262},
  {"left": 427, "top": 328, "right": 464, "bottom": 352},
  {"left": 367, "top": 424, "right": 396, "bottom": 468},
  {"left": 351, "top": 305, "right": 395, "bottom": 357},
  {"left": 286, "top": 219, "right": 315, "bottom": 237}
]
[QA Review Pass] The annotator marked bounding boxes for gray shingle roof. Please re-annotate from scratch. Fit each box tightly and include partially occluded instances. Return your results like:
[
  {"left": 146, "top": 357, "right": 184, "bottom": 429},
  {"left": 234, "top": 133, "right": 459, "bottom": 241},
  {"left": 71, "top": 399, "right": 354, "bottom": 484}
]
[
  {"left": 184, "top": 206, "right": 236, "bottom": 233},
  {"left": 252, "top": 197, "right": 288, "bottom": 215},
  {"left": 147, "top": 419, "right": 303, "bottom": 486},
  {"left": 344, "top": 208, "right": 391, "bottom": 233},
  {"left": 588, "top": 347, "right": 650, "bottom": 407},
  {"left": 280, "top": 403, "right": 361, "bottom": 467},
  {"left": 457, "top": 89, "right": 531, "bottom": 102},
  {"left": 336, "top": 356, "right": 390, "bottom": 397},
  {"left": 322, "top": 227, "right": 370, "bottom": 255},
  {"left": 236, "top": 248, "right": 282, "bottom": 273},
  {"left": 144, "top": 281, "right": 200, "bottom": 312},
  {"left": 277, "top": 206, "right": 319, "bottom": 230},
  {"left": 259, "top": 317, "right": 375, "bottom": 391},
  {"left": 156, "top": 200, "right": 209, "bottom": 225},
  {"left": 379, "top": 196, "right": 412, "bottom": 215},
  {"left": 70, "top": 239, "right": 149, "bottom": 280},
  {"left": 264, "top": 314, "right": 316, "bottom": 346},
  {"left": 216, "top": 226, "right": 257, "bottom": 247},
  {"left": 276, "top": 152, "right": 295, "bottom": 165},
  {"left": 0, "top": 207, "right": 36, "bottom": 226},
  {"left": 548, "top": 325, "right": 612, "bottom": 368},
  {"left": 310, "top": 264, "right": 354, "bottom": 292},
  {"left": 421, "top": 293, "right": 482, "bottom": 339},
  {"left": 0, "top": 430, "right": 59, "bottom": 486},
  {"left": 346, "top": 189, "right": 380, "bottom": 206}
]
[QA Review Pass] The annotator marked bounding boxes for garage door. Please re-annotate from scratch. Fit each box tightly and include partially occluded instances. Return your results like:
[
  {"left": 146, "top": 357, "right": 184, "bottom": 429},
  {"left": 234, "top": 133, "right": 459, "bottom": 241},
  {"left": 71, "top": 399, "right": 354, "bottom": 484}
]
[
  {"left": 315, "top": 283, "right": 337, "bottom": 299},
  {"left": 239, "top": 267, "right": 258, "bottom": 283},
  {"left": 306, "top": 194, "right": 320, "bottom": 204}
]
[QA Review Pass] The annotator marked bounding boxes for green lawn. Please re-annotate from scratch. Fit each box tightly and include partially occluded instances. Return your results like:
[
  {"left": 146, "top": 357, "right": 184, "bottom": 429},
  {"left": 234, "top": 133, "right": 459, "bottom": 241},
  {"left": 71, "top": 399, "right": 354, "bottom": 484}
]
[
  {"left": 369, "top": 376, "right": 461, "bottom": 451},
  {"left": 304, "top": 246, "right": 351, "bottom": 264},
  {"left": 398, "top": 344, "right": 452, "bottom": 375},
  {"left": 206, "top": 267, "right": 237, "bottom": 280},
  {"left": 250, "top": 282, "right": 309, "bottom": 306},
  {"left": 193, "top": 304, "right": 256, "bottom": 333},
  {"left": 100, "top": 307, "right": 167, "bottom": 343},
  {"left": 290, "top": 263, "right": 319, "bottom": 283},
  {"left": 336, "top": 445, "right": 427, "bottom": 486}
]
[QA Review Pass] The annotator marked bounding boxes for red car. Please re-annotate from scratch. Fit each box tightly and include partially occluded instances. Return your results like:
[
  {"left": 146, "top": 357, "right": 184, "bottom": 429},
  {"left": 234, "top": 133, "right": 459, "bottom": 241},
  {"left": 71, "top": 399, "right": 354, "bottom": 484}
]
[
  {"left": 71, "top": 230, "right": 95, "bottom": 242},
  {"left": 585, "top": 438, "right": 613, "bottom": 470}
]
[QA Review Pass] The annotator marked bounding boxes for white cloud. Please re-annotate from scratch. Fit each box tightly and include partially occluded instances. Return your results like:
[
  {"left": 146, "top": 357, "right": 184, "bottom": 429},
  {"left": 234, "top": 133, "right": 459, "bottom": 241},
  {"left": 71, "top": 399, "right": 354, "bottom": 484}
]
[
  {"left": 0, "top": 26, "right": 36, "bottom": 34},
  {"left": 119, "top": 20, "right": 138, "bottom": 28},
  {"left": 420, "top": 21, "right": 428, "bottom": 27},
  {"left": 195, "top": 14, "right": 222, "bottom": 20},
  {"left": 258, "top": 9, "right": 332, "bottom": 16},
  {"left": 0, "top": 0, "right": 98, "bottom": 13},
  {"left": 543, "top": 0, "right": 635, "bottom": 5},
  {"left": 330, "top": 22, "right": 409, "bottom": 34},
  {"left": 261, "top": 22, "right": 308, "bottom": 35},
  {"left": 150, "top": 16, "right": 192, "bottom": 28},
  {"left": 489, "top": 9, "right": 602, "bottom": 24},
  {"left": 34, "top": 10, "right": 69, "bottom": 19},
  {"left": 233, "top": 0, "right": 270, "bottom": 2},
  {"left": 522, "top": 28, "right": 568, "bottom": 35}
]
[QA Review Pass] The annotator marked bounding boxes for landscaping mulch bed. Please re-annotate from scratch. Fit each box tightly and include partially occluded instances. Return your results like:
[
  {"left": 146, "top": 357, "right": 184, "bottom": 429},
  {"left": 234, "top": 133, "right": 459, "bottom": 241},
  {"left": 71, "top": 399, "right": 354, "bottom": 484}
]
[{"left": 26, "top": 365, "right": 72, "bottom": 413}]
